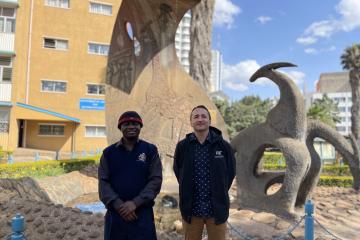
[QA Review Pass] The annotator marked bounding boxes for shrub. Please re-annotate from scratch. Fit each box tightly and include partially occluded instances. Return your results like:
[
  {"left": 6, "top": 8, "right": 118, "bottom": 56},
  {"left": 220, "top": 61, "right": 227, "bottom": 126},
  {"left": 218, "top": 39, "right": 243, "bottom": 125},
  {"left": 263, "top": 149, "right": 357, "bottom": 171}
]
[
  {"left": 262, "top": 152, "right": 285, "bottom": 165},
  {"left": 0, "top": 157, "right": 100, "bottom": 179},
  {"left": 263, "top": 164, "right": 351, "bottom": 176},
  {"left": 318, "top": 176, "right": 353, "bottom": 187}
]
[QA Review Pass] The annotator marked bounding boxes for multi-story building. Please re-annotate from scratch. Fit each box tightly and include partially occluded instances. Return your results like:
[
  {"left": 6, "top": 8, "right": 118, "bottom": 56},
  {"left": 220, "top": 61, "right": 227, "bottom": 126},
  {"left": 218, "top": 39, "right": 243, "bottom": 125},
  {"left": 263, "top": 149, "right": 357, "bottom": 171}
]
[
  {"left": 0, "top": 0, "right": 121, "bottom": 152},
  {"left": 175, "top": 11, "right": 191, "bottom": 73},
  {"left": 310, "top": 72, "right": 352, "bottom": 135},
  {"left": 209, "top": 50, "right": 221, "bottom": 93}
]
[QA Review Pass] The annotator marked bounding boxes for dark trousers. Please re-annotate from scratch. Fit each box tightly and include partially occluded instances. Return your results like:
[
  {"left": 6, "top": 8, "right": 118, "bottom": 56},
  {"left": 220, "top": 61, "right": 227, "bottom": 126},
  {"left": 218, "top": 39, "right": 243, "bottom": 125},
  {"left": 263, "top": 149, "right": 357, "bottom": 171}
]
[{"left": 104, "top": 207, "right": 157, "bottom": 240}]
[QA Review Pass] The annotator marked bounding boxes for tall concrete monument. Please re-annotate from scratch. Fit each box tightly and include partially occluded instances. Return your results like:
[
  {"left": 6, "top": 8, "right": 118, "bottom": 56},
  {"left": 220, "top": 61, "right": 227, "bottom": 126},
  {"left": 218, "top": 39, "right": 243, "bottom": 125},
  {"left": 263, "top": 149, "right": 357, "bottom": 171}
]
[{"left": 105, "top": 0, "right": 228, "bottom": 177}]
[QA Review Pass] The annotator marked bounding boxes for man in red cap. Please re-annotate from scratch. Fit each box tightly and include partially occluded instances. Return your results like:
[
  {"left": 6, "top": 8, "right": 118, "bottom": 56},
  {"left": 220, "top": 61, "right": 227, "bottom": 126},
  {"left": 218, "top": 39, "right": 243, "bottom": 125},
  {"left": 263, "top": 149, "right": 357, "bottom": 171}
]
[{"left": 98, "top": 111, "right": 163, "bottom": 240}]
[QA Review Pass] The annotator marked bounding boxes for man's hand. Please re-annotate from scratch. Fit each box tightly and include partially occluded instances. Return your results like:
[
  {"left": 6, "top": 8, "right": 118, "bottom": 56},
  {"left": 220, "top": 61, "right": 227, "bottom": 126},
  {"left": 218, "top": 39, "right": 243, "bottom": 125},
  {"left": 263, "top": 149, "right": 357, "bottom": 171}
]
[{"left": 118, "top": 201, "right": 137, "bottom": 221}]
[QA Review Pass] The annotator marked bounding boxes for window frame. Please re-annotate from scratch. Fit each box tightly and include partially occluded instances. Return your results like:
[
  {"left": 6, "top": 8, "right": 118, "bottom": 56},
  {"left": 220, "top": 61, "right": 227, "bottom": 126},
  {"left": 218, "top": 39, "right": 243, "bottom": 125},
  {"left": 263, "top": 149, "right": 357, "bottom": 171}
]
[
  {"left": 44, "top": 0, "right": 70, "bottom": 9},
  {"left": 89, "top": 1, "right": 113, "bottom": 16},
  {"left": 85, "top": 125, "right": 106, "bottom": 138},
  {"left": 86, "top": 83, "right": 105, "bottom": 96},
  {"left": 88, "top": 42, "right": 109, "bottom": 56},
  {"left": 0, "top": 7, "right": 16, "bottom": 33},
  {"left": 38, "top": 123, "right": 65, "bottom": 137},
  {"left": 0, "top": 56, "right": 12, "bottom": 83},
  {"left": 43, "top": 37, "right": 69, "bottom": 51},
  {"left": 40, "top": 79, "right": 68, "bottom": 94}
]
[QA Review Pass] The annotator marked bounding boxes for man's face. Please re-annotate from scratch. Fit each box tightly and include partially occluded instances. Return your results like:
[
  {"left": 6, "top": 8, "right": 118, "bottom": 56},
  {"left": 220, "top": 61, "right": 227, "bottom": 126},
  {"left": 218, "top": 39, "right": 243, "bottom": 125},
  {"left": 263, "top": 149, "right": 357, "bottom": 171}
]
[
  {"left": 190, "top": 108, "right": 211, "bottom": 132},
  {"left": 120, "top": 121, "right": 141, "bottom": 139}
]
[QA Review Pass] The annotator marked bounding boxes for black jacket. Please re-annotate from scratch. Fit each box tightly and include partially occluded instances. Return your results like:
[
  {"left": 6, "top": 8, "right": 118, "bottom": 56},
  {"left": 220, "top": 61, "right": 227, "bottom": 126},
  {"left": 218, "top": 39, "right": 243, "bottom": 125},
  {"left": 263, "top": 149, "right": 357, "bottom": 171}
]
[{"left": 173, "top": 127, "right": 236, "bottom": 224}]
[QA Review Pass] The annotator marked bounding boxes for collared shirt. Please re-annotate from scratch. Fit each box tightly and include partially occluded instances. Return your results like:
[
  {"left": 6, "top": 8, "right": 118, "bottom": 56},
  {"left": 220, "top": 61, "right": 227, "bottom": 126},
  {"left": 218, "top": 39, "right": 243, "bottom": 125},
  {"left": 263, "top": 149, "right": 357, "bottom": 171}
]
[{"left": 190, "top": 132, "right": 214, "bottom": 218}]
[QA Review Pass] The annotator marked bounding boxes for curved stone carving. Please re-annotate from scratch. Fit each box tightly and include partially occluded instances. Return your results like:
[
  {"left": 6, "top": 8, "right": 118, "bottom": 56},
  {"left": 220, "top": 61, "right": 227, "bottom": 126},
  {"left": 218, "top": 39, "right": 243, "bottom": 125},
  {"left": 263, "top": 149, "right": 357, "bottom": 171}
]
[
  {"left": 231, "top": 63, "right": 311, "bottom": 219},
  {"left": 297, "top": 120, "right": 360, "bottom": 203},
  {"left": 232, "top": 62, "right": 360, "bottom": 219},
  {"left": 106, "top": 0, "right": 228, "bottom": 177}
]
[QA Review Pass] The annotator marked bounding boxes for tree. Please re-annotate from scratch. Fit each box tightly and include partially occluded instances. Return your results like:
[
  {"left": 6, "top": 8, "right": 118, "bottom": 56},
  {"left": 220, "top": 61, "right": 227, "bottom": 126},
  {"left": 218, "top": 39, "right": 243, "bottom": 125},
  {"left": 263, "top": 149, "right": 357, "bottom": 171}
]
[
  {"left": 341, "top": 44, "right": 360, "bottom": 139},
  {"left": 213, "top": 96, "right": 273, "bottom": 137},
  {"left": 307, "top": 95, "right": 341, "bottom": 128}
]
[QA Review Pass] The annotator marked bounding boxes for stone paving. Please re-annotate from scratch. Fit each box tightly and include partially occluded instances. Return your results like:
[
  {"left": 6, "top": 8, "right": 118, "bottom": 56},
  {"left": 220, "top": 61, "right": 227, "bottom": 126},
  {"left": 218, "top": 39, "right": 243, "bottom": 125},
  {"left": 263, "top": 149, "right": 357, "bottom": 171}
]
[{"left": 1, "top": 172, "right": 359, "bottom": 239}]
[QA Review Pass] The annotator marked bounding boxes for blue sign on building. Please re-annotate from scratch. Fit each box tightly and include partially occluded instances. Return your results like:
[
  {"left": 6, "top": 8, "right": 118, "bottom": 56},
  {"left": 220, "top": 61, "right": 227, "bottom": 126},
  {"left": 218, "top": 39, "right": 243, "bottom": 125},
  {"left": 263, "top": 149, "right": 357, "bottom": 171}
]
[{"left": 79, "top": 99, "right": 105, "bottom": 110}]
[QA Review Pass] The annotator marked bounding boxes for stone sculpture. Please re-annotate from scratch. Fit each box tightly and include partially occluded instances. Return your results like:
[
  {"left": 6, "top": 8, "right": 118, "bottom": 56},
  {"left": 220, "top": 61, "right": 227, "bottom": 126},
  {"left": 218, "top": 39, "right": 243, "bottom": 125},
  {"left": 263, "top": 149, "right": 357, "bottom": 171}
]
[
  {"left": 231, "top": 62, "right": 360, "bottom": 219},
  {"left": 105, "top": 0, "right": 228, "bottom": 177}
]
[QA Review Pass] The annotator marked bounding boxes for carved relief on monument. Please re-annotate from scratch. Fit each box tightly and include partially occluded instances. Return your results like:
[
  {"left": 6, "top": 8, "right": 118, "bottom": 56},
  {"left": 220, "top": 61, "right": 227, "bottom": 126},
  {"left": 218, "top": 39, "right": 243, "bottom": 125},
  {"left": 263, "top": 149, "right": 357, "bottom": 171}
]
[{"left": 106, "top": 0, "right": 228, "bottom": 177}]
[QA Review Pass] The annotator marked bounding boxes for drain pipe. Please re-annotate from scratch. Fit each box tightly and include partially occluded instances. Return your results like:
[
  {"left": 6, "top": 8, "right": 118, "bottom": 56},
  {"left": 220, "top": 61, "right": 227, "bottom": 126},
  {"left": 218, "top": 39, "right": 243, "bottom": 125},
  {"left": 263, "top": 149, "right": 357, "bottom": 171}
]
[{"left": 25, "top": 0, "right": 34, "bottom": 104}]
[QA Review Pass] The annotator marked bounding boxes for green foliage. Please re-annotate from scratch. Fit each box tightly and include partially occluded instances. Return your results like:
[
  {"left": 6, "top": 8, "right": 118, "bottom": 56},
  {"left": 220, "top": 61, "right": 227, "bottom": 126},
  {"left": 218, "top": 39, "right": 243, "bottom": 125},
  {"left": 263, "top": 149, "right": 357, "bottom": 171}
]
[
  {"left": 263, "top": 164, "right": 351, "bottom": 176},
  {"left": 0, "top": 157, "right": 100, "bottom": 179},
  {"left": 262, "top": 152, "right": 284, "bottom": 165},
  {"left": 318, "top": 176, "right": 353, "bottom": 187},
  {"left": 341, "top": 44, "right": 360, "bottom": 70},
  {"left": 213, "top": 96, "right": 273, "bottom": 137},
  {"left": 307, "top": 94, "right": 341, "bottom": 128}
]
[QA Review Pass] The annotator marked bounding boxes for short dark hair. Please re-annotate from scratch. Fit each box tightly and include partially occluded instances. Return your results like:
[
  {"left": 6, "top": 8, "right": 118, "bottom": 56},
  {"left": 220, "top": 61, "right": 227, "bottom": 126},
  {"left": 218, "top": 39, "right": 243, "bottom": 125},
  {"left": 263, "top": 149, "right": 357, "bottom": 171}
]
[{"left": 190, "top": 105, "right": 211, "bottom": 120}]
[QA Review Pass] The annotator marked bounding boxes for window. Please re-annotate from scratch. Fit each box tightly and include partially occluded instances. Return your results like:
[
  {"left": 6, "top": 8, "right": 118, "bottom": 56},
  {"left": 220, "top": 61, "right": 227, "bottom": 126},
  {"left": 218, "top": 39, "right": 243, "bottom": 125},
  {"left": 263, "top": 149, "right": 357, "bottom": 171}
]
[
  {"left": 336, "top": 126, "right": 346, "bottom": 132},
  {"left": 45, "top": 0, "right": 70, "bottom": 8},
  {"left": 88, "top": 43, "right": 109, "bottom": 55},
  {"left": 44, "top": 38, "right": 68, "bottom": 50},
  {"left": 85, "top": 126, "right": 106, "bottom": 137},
  {"left": 87, "top": 84, "right": 105, "bottom": 95},
  {"left": 0, "top": 7, "right": 16, "bottom": 33},
  {"left": 41, "top": 80, "right": 67, "bottom": 93},
  {"left": 338, "top": 107, "right": 346, "bottom": 112},
  {"left": 39, "top": 124, "right": 65, "bottom": 136},
  {"left": 0, "top": 109, "right": 9, "bottom": 133},
  {"left": 0, "top": 57, "right": 12, "bottom": 82},
  {"left": 89, "top": 2, "right": 112, "bottom": 15}
]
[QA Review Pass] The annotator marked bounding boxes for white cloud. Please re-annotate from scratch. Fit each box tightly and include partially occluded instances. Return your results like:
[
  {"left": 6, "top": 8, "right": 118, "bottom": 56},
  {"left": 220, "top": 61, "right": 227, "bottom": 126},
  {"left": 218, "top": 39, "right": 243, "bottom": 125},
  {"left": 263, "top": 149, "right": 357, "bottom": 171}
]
[
  {"left": 222, "top": 60, "right": 306, "bottom": 92},
  {"left": 326, "top": 45, "right": 337, "bottom": 51},
  {"left": 256, "top": 16, "right": 272, "bottom": 24},
  {"left": 285, "top": 71, "right": 306, "bottom": 85},
  {"left": 214, "top": 0, "right": 241, "bottom": 29},
  {"left": 297, "top": 0, "right": 360, "bottom": 45},
  {"left": 296, "top": 36, "right": 317, "bottom": 45},
  {"left": 222, "top": 60, "right": 260, "bottom": 91},
  {"left": 304, "top": 46, "right": 336, "bottom": 55},
  {"left": 304, "top": 48, "right": 318, "bottom": 55}
]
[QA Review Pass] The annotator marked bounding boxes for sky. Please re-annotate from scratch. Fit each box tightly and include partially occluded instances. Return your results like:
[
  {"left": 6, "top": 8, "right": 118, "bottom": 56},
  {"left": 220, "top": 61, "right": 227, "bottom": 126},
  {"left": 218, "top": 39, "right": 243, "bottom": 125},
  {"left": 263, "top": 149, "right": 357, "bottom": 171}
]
[{"left": 211, "top": 0, "right": 360, "bottom": 100}]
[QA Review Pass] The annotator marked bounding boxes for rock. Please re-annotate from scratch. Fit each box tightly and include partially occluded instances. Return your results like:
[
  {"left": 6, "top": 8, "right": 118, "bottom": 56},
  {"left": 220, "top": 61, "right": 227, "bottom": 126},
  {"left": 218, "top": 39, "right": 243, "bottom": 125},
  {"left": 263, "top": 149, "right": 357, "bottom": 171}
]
[
  {"left": 252, "top": 212, "right": 277, "bottom": 224},
  {"left": 173, "top": 220, "right": 183, "bottom": 233}
]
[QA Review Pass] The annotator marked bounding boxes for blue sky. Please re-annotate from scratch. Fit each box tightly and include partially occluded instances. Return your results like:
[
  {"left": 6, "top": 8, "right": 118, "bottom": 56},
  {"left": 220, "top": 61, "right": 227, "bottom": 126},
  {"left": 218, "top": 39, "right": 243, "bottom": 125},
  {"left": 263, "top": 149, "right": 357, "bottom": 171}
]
[{"left": 211, "top": 0, "right": 360, "bottom": 100}]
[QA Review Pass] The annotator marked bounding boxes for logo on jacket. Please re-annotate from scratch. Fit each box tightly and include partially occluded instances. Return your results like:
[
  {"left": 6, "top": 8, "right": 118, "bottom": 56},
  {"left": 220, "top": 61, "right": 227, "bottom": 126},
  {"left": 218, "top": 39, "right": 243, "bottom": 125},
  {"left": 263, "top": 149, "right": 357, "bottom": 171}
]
[
  {"left": 215, "top": 150, "right": 224, "bottom": 158},
  {"left": 137, "top": 153, "right": 147, "bottom": 162}
]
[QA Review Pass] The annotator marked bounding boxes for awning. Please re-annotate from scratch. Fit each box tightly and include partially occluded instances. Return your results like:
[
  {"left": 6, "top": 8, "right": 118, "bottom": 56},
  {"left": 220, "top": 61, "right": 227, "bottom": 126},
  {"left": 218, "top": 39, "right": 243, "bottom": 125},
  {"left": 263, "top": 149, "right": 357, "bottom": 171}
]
[
  {"left": 0, "top": 51, "right": 15, "bottom": 57},
  {"left": 16, "top": 102, "right": 80, "bottom": 123},
  {"left": 0, "top": 0, "right": 19, "bottom": 7},
  {"left": 0, "top": 101, "right": 12, "bottom": 106}
]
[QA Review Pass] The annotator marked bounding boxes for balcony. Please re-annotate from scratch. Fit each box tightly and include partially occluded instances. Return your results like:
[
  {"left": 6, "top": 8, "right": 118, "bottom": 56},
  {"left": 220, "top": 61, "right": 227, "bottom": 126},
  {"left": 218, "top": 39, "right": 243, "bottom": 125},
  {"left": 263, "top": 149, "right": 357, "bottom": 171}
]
[
  {"left": 0, "top": 0, "right": 19, "bottom": 7},
  {"left": 0, "top": 82, "right": 12, "bottom": 102},
  {"left": 0, "top": 32, "right": 15, "bottom": 53}
]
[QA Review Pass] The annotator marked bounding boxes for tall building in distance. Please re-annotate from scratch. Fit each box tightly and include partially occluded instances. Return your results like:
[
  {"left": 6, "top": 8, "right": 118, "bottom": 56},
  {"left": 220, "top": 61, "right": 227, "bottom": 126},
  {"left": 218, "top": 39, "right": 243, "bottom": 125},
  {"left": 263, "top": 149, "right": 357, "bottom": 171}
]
[
  {"left": 0, "top": 0, "right": 121, "bottom": 152},
  {"left": 310, "top": 72, "right": 352, "bottom": 135},
  {"left": 209, "top": 50, "right": 222, "bottom": 92},
  {"left": 175, "top": 11, "right": 191, "bottom": 73},
  {"left": 175, "top": 12, "right": 225, "bottom": 99}
]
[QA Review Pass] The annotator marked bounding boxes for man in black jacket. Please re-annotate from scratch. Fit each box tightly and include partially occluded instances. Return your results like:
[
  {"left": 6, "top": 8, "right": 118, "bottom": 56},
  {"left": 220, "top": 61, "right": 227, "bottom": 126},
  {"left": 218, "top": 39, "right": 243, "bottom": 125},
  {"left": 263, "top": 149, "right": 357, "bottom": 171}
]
[
  {"left": 173, "top": 105, "right": 236, "bottom": 240},
  {"left": 98, "top": 111, "right": 162, "bottom": 240}
]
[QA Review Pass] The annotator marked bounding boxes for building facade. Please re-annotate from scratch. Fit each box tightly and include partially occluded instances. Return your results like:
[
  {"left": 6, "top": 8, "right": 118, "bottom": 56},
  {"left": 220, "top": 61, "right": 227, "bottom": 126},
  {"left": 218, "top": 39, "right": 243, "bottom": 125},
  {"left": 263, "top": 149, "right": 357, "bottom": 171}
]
[
  {"left": 0, "top": 0, "right": 121, "bottom": 152},
  {"left": 175, "top": 11, "right": 191, "bottom": 73},
  {"left": 209, "top": 50, "right": 221, "bottom": 93},
  {"left": 311, "top": 72, "right": 352, "bottom": 135}
]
